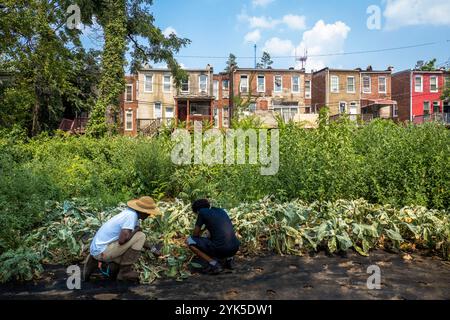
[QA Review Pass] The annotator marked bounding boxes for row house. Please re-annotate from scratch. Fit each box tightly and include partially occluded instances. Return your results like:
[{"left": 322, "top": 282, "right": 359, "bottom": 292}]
[
  {"left": 231, "top": 68, "right": 313, "bottom": 127},
  {"left": 213, "top": 72, "right": 231, "bottom": 128},
  {"left": 312, "top": 67, "right": 397, "bottom": 121},
  {"left": 392, "top": 69, "right": 449, "bottom": 123},
  {"left": 121, "top": 75, "right": 139, "bottom": 136},
  {"left": 135, "top": 65, "right": 215, "bottom": 132}
]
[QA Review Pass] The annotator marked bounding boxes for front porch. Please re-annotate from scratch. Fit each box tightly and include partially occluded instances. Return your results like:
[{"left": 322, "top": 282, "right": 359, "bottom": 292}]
[
  {"left": 175, "top": 96, "right": 214, "bottom": 128},
  {"left": 361, "top": 99, "right": 398, "bottom": 122}
]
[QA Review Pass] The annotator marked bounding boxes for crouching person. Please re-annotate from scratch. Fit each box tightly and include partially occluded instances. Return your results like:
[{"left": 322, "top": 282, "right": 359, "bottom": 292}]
[
  {"left": 187, "top": 199, "right": 240, "bottom": 274},
  {"left": 83, "top": 196, "right": 160, "bottom": 282}
]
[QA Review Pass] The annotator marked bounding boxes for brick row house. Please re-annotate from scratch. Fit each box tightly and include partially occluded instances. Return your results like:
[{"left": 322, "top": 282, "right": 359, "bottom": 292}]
[
  {"left": 120, "top": 75, "right": 139, "bottom": 136},
  {"left": 312, "top": 67, "right": 397, "bottom": 121},
  {"left": 392, "top": 69, "right": 449, "bottom": 123},
  {"left": 231, "top": 68, "right": 315, "bottom": 127}
]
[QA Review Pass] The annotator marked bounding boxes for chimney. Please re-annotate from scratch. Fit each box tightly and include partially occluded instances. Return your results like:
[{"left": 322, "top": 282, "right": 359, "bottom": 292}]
[
  {"left": 387, "top": 66, "right": 394, "bottom": 72},
  {"left": 366, "top": 65, "right": 373, "bottom": 71}
]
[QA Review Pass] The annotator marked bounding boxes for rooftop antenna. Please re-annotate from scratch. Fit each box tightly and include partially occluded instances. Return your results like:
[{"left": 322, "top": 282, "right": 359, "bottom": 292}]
[
  {"left": 254, "top": 44, "right": 257, "bottom": 69},
  {"left": 295, "top": 48, "right": 308, "bottom": 70}
]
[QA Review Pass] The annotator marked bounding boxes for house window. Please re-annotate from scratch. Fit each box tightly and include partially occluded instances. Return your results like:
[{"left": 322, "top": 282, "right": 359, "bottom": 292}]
[
  {"left": 181, "top": 78, "right": 189, "bottom": 92},
  {"left": 144, "top": 75, "right": 153, "bottom": 92},
  {"left": 166, "top": 107, "right": 175, "bottom": 120},
  {"left": 154, "top": 102, "right": 162, "bottom": 119},
  {"left": 330, "top": 76, "right": 339, "bottom": 93},
  {"left": 163, "top": 75, "right": 171, "bottom": 93},
  {"left": 363, "top": 76, "right": 371, "bottom": 93},
  {"left": 274, "top": 75, "right": 282, "bottom": 93},
  {"left": 430, "top": 76, "right": 438, "bottom": 92},
  {"left": 292, "top": 75, "right": 300, "bottom": 93},
  {"left": 125, "top": 110, "right": 133, "bottom": 131},
  {"left": 433, "top": 101, "right": 440, "bottom": 113},
  {"left": 393, "top": 105, "right": 398, "bottom": 117},
  {"left": 339, "top": 102, "right": 347, "bottom": 114},
  {"left": 379, "top": 77, "right": 387, "bottom": 93},
  {"left": 222, "top": 80, "right": 229, "bottom": 91},
  {"left": 240, "top": 75, "right": 248, "bottom": 93},
  {"left": 423, "top": 101, "right": 430, "bottom": 115},
  {"left": 273, "top": 106, "right": 298, "bottom": 122},
  {"left": 199, "top": 75, "right": 208, "bottom": 93},
  {"left": 213, "top": 80, "right": 219, "bottom": 100},
  {"left": 222, "top": 107, "right": 229, "bottom": 128},
  {"left": 257, "top": 75, "right": 265, "bottom": 92},
  {"left": 305, "top": 80, "right": 311, "bottom": 98},
  {"left": 347, "top": 76, "right": 355, "bottom": 93},
  {"left": 415, "top": 75, "right": 423, "bottom": 92},
  {"left": 125, "top": 84, "right": 133, "bottom": 102}
]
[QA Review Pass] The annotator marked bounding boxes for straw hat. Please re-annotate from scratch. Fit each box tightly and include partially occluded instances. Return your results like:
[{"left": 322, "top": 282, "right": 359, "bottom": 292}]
[{"left": 127, "top": 196, "right": 160, "bottom": 216}]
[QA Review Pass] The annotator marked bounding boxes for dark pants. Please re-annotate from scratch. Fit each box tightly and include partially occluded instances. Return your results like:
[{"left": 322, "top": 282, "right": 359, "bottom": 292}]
[{"left": 188, "top": 236, "right": 239, "bottom": 259}]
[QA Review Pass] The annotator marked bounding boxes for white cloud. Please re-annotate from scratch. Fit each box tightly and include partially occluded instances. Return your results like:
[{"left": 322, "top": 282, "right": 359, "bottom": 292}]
[
  {"left": 162, "top": 26, "right": 177, "bottom": 37},
  {"left": 384, "top": 0, "right": 450, "bottom": 29},
  {"left": 252, "top": 0, "right": 275, "bottom": 7},
  {"left": 244, "top": 29, "right": 262, "bottom": 43},
  {"left": 293, "top": 20, "right": 351, "bottom": 71},
  {"left": 263, "top": 37, "right": 295, "bottom": 56},
  {"left": 282, "top": 14, "right": 307, "bottom": 30},
  {"left": 238, "top": 12, "right": 306, "bottom": 30}
]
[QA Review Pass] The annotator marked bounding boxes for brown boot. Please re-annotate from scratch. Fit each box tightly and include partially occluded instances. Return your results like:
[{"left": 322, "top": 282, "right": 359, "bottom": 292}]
[
  {"left": 117, "top": 249, "right": 141, "bottom": 282},
  {"left": 82, "top": 255, "right": 98, "bottom": 282}
]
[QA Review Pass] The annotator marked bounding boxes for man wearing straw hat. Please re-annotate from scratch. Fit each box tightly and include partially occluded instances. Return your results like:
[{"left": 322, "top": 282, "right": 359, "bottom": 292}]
[{"left": 83, "top": 196, "right": 160, "bottom": 282}]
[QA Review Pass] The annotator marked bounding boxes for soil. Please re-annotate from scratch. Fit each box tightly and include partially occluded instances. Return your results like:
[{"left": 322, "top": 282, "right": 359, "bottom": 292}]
[{"left": 1, "top": 250, "right": 449, "bottom": 300}]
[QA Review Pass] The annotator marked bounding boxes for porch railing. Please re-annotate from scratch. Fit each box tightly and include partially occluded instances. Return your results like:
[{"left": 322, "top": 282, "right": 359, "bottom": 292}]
[
  {"left": 138, "top": 118, "right": 162, "bottom": 137},
  {"left": 413, "top": 113, "right": 450, "bottom": 125}
]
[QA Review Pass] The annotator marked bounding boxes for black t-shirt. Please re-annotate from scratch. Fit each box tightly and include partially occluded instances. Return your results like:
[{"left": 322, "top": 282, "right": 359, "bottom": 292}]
[{"left": 195, "top": 207, "right": 240, "bottom": 250}]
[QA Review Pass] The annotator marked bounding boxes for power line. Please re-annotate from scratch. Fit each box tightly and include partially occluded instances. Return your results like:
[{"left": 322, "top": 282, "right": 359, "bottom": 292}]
[{"left": 174, "top": 40, "right": 449, "bottom": 60}]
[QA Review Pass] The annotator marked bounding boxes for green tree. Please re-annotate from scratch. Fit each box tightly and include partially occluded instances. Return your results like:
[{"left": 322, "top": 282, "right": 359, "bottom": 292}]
[
  {"left": 225, "top": 53, "right": 238, "bottom": 73},
  {"left": 256, "top": 51, "right": 273, "bottom": 69},
  {"left": 417, "top": 58, "right": 437, "bottom": 71},
  {"left": 75, "top": 0, "right": 191, "bottom": 136},
  {"left": 0, "top": 0, "right": 89, "bottom": 135}
]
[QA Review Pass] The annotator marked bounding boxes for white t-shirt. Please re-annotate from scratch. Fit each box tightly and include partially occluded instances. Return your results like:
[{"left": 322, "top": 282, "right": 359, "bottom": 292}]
[{"left": 90, "top": 208, "right": 139, "bottom": 256}]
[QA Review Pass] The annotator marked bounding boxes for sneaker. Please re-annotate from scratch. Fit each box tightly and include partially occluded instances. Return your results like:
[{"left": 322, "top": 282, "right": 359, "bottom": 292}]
[{"left": 204, "top": 263, "right": 223, "bottom": 275}]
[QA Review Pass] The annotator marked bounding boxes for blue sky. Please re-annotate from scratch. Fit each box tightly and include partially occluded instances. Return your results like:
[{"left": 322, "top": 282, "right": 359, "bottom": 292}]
[{"left": 83, "top": 0, "right": 450, "bottom": 73}]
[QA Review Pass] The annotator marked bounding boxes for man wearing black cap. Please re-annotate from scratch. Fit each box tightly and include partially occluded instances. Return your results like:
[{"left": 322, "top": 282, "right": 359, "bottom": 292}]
[{"left": 187, "top": 199, "right": 240, "bottom": 274}]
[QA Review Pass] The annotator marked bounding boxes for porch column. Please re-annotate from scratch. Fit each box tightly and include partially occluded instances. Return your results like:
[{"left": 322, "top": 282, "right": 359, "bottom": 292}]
[
  {"left": 186, "top": 99, "right": 190, "bottom": 129},
  {"left": 210, "top": 100, "right": 214, "bottom": 124}
]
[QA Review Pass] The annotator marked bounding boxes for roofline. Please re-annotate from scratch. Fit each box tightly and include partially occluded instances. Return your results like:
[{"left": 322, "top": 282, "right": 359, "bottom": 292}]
[
  {"left": 393, "top": 69, "right": 445, "bottom": 75},
  {"left": 234, "top": 68, "right": 304, "bottom": 73},
  {"left": 138, "top": 68, "right": 213, "bottom": 72}
]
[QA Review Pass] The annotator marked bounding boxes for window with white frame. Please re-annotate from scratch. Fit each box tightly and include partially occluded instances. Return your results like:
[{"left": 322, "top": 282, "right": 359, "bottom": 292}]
[
  {"left": 125, "top": 84, "right": 133, "bottom": 101},
  {"left": 305, "top": 80, "right": 311, "bottom": 98},
  {"left": 257, "top": 75, "right": 265, "bottom": 92},
  {"left": 154, "top": 102, "right": 162, "bottom": 119},
  {"left": 199, "top": 75, "right": 208, "bottom": 93},
  {"left": 423, "top": 101, "right": 430, "bottom": 115},
  {"left": 347, "top": 76, "right": 355, "bottom": 93},
  {"left": 430, "top": 76, "right": 438, "bottom": 92},
  {"left": 292, "top": 75, "right": 300, "bottom": 93},
  {"left": 125, "top": 110, "right": 133, "bottom": 131},
  {"left": 393, "top": 105, "right": 398, "bottom": 117},
  {"left": 165, "top": 106, "right": 174, "bottom": 122},
  {"left": 222, "top": 80, "right": 229, "bottom": 91},
  {"left": 213, "top": 80, "right": 219, "bottom": 100},
  {"left": 330, "top": 76, "right": 339, "bottom": 93},
  {"left": 363, "top": 76, "right": 371, "bottom": 93},
  {"left": 163, "top": 75, "right": 171, "bottom": 93},
  {"left": 240, "top": 75, "right": 248, "bottom": 93},
  {"left": 339, "top": 101, "right": 347, "bottom": 114},
  {"left": 273, "top": 106, "right": 298, "bottom": 122},
  {"left": 144, "top": 75, "right": 153, "bottom": 92},
  {"left": 379, "top": 77, "right": 387, "bottom": 93},
  {"left": 181, "top": 78, "right": 189, "bottom": 92},
  {"left": 274, "top": 75, "right": 282, "bottom": 93},
  {"left": 415, "top": 75, "right": 423, "bottom": 92}
]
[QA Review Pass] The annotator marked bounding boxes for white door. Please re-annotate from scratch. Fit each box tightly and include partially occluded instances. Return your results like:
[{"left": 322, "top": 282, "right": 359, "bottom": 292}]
[
  {"left": 154, "top": 102, "right": 162, "bottom": 119},
  {"left": 349, "top": 103, "right": 358, "bottom": 121}
]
